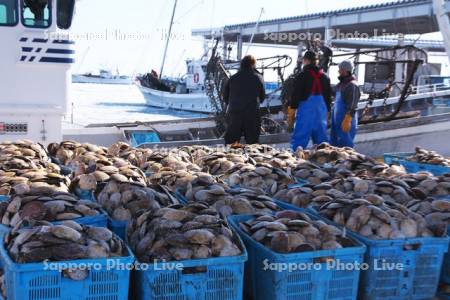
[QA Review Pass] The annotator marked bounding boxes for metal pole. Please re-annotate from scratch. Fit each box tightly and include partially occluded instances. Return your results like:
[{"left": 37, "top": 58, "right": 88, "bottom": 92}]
[
  {"left": 160, "top": 0, "right": 178, "bottom": 78},
  {"left": 245, "top": 7, "right": 264, "bottom": 56},
  {"left": 433, "top": 0, "right": 450, "bottom": 63},
  {"left": 394, "top": 36, "right": 405, "bottom": 97},
  {"left": 237, "top": 35, "right": 243, "bottom": 60},
  {"left": 354, "top": 49, "right": 360, "bottom": 80}
]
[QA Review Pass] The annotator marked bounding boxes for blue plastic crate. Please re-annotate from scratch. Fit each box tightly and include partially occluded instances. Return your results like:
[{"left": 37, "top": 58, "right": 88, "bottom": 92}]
[
  {"left": 0, "top": 197, "right": 10, "bottom": 235},
  {"left": 228, "top": 214, "right": 366, "bottom": 300},
  {"left": 74, "top": 188, "right": 96, "bottom": 201},
  {"left": 308, "top": 200, "right": 450, "bottom": 299},
  {"left": 0, "top": 230, "right": 7, "bottom": 270},
  {"left": 384, "top": 153, "right": 450, "bottom": 175},
  {"left": 434, "top": 196, "right": 450, "bottom": 285},
  {"left": 175, "top": 189, "right": 188, "bottom": 204},
  {"left": 442, "top": 221, "right": 450, "bottom": 285},
  {"left": 272, "top": 199, "right": 318, "bottom": 216},
  {"left": 291, "top": 178, "right": 309, "bottom": 187},
  {"left": 345, "top": 231, "right": 449, "bottom": 300},
  {"left": 108, "top": 217, "right": 128, "bottom": 241},
  {"left": 0, "top": 237, "right": 135, "bottom": 300},
  {"left": 134, "top": 234, "right": 247, "bottom": 300}
]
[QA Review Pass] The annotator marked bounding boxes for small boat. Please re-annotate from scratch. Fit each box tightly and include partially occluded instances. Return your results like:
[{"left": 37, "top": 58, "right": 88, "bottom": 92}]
[{"left": 72, "top": 69, "right": 133, "bottom": 85}]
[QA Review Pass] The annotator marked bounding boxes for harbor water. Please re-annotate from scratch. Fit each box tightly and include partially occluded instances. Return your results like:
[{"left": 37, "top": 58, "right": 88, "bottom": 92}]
[{"left": 64, "top": 83, "right": 206, "bottom": 128}]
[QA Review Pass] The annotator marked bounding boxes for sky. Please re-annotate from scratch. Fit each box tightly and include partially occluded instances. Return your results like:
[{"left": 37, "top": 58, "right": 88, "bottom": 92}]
[{"left": 70, "top": 0, "right": 446, "bottom": 77}]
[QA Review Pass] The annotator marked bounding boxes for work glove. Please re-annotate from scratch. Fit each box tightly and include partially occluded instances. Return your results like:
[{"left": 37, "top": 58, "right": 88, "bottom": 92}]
[
  {"left": 287, "top": 107, "right": 297, "bottom": 131},
  {"left": 231, "top": 142, "right": 244, "bottom": 149},
  {"left": 341, "top": 114, "right": 353, "bottom": 133}
]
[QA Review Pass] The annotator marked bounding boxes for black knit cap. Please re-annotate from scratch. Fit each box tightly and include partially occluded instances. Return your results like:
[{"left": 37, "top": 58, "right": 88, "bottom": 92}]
[{"left": 302, "top": 50, "right": 318, "bottom": 61}]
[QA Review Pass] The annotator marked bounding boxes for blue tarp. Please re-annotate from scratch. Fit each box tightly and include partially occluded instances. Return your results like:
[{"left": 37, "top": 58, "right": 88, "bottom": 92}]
[{"left": 130, "top": 132, "right": 161, "bottom": 147}]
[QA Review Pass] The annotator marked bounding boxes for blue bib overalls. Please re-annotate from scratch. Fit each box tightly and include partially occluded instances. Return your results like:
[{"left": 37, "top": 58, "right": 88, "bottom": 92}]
[
  {"left": 291, "top": 70, "right": 329, "bottom": 151},
  {"left": 330, "top": 91, "right": 358, "bottom": 148}
]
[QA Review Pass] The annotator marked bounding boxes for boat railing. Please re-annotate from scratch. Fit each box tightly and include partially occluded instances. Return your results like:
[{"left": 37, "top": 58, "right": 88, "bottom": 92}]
[{"left": 412, "top": 82, "right": 450, "bottom": 94}]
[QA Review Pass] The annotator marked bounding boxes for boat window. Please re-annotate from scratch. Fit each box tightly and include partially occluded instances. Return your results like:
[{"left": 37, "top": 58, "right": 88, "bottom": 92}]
[
  {"left": 57, "top": 0, "right": 74, "bottom": 29},
  {"left": 22, "top": 0, "right": 51, "bottom": 28},
  {"left": 0, "top": 0, "right": 18, "bottom": 26}
]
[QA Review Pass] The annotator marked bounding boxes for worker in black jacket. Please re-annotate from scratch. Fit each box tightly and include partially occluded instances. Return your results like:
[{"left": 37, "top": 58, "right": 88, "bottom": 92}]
[
  {"left": 287, "top": 51, "right": 332, "bottom": 151},
  {"left": 223, "top": 55, "right": 266, "bottom": 145}
]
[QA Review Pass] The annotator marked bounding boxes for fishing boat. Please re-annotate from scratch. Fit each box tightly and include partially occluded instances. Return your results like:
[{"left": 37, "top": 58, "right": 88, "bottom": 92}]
[
  {"left": 72, "top": 69, "right": 133, "bottom": 85},
  {"left": 136, "top": 57, "right": 213, "bottom": 113},
  {"left": 136, "top": 57, "right": 284, "bottom": 114}
]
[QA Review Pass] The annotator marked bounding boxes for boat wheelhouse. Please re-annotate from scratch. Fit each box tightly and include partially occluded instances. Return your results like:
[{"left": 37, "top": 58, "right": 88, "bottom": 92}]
[{"left": 0, "top": 0, "right": 76, "bottom": 143}]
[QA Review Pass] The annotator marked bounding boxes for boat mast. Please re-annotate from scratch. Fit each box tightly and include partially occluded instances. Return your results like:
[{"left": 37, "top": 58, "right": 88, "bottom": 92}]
[
  {"left": 245, "top": 7, "right": 265, "bottom": 56},
  {"left": 160, "top": 0, "right": 178, "bottom": 78},
  {"left": 75, "top": 46, "right": 90, "bottom": 74},
  {"left": 433, "top": 0, "right": 450, "bottom": 63}
]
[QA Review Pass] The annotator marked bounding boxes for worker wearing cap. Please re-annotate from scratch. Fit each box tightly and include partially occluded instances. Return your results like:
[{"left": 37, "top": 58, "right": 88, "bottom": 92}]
[
  {"left": 288, "top": 51, "right": 332, "bottom": 151},
  {"left": 331, "top": 60, "right": 360, "bottom": 148}
]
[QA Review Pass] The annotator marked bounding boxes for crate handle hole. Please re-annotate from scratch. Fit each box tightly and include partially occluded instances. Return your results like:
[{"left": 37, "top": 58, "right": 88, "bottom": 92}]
[
  {"left": 403, "top": 243, "right": 421, "bottom": 251},
  {"left": 182, "top": 266, "right": 207, "bottom": 275},
  {"left": 61, "top": 268, "right": 89, "bottom": 281}
]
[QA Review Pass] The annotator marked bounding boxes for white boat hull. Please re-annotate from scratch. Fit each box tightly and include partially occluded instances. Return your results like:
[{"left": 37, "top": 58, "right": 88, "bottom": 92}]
[
  {"left": 72, "top": 75, "right": 132, "bottom": 85},
  {"left": 138, "top": 85, "right": 283, "bottom": 114}
]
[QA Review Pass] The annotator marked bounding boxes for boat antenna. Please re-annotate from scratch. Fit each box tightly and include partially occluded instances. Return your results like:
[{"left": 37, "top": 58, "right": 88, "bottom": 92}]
[
  {"left": 160, "top": 0, "right": 178, "bottom": 79},
  {"left": 245, "top": 7, "right": 265, "bottom": 56}
]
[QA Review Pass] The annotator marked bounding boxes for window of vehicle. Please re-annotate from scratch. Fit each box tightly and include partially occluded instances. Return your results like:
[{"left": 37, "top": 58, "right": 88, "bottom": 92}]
[
  {"left": 0, "top": 0, "right": 18, "bottom": 26},
  {"left": 57, "top": 0, "right": 74, "bottom": 29},
  {"left": 22, "top": 0, "right": 51, "bottom": 28}
]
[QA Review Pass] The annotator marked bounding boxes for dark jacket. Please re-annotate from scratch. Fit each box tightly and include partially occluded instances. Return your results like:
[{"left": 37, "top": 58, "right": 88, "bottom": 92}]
[
  {"left": 223, "top": 68, "right": 266, "bottom": 113},
  {"left": 336, "top": 75, "right": 361, "bottom": 116},
  {"left": 290, "top": 65, "right": 332, "bottom": 112}
]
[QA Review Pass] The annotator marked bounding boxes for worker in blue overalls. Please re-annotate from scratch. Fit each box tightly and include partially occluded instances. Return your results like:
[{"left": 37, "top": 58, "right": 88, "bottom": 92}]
[
  {"left": 287, "top": 51, "right": 332, "bottom": 151},
  {"left": 330, "top": 60, "right": 361, "bottom": 148}
]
